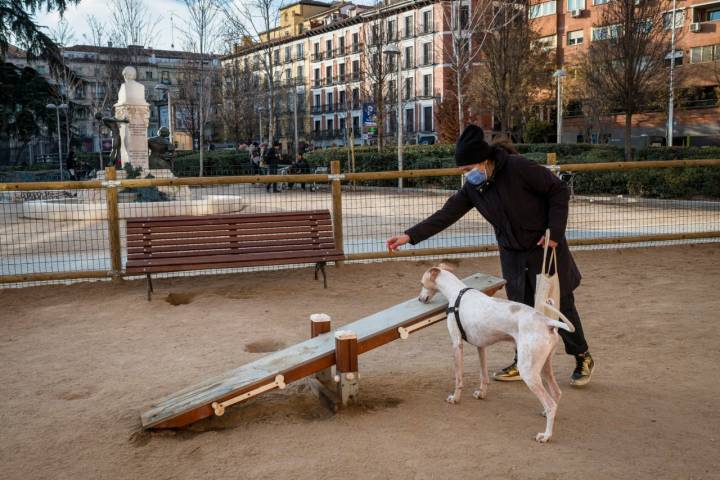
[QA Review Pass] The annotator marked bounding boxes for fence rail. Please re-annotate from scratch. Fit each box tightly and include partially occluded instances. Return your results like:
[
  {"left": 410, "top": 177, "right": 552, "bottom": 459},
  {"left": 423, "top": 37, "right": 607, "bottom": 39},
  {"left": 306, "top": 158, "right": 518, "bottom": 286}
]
[{"left": 1, "top": 159, "right": 719, "bottom": 286}]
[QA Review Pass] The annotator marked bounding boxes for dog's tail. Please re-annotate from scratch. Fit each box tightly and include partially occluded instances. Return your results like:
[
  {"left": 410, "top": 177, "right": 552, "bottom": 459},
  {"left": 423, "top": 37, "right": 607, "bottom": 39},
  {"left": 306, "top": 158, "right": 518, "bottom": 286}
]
[{"left": 541, "top": 303, "right": 576, "bottom": 333}]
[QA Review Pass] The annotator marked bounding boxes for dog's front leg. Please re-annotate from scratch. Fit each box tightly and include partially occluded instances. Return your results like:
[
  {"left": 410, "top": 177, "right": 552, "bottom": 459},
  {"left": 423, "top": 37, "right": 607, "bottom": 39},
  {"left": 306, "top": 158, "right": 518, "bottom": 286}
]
[
  {"left": 473, "top": 346, "right": 489, "bottom": 400},
  {"left": 446, "top": 342, "right": 464, "bottom": 404}
]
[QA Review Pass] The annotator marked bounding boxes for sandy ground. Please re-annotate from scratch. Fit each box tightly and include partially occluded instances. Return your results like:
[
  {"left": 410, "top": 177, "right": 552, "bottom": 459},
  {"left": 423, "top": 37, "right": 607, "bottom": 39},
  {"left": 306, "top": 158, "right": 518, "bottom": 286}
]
[{"left": 1, "top": 244, "right": 719, "bottom": 479}]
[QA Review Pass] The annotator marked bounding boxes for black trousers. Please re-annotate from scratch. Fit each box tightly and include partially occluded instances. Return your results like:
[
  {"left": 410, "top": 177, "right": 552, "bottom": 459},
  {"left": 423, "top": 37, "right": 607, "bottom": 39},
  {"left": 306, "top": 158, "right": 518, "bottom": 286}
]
[
  {"left": 504, "top": 264, "right": 589, "bottom": 356},
  {"left": 266, "top": 166, "right": 278, "bottom": 192}
]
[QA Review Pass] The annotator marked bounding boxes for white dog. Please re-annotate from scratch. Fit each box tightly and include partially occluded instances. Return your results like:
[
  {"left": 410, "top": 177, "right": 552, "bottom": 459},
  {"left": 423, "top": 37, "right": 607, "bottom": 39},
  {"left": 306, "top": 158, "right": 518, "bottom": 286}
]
[{"left": 418, "top": 264, "right": 576, "bottom": 443}]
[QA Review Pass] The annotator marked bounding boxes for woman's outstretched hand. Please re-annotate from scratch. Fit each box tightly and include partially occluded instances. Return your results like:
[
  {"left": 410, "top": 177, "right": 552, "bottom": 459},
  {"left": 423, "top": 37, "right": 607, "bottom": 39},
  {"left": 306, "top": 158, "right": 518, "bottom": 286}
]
[{"left": 386, "top": 234, "right": 410, "bottom": 251}]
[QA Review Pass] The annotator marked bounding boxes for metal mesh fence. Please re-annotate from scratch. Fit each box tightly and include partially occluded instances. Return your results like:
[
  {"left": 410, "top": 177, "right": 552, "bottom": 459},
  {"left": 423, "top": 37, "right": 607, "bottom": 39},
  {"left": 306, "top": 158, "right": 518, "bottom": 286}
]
[{"left": 1, "top": 163, "right": 719, "bottom": 288}]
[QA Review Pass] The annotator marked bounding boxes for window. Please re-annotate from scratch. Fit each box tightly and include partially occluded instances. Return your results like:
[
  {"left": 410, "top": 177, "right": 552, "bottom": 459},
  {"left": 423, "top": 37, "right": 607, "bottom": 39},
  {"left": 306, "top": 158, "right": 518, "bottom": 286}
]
[
  {"left": 297, "top": 65, "right": 304, "bottom": 81},
  {"left": 352, "top": 88, "right": 360, "bottom": 106},
  {"left": 567, "top": 30, "right": 584, "bottom": 45},
  {"left": 372, "top": 25, "right": 379, "bottom": 44},
  {"left": 314, "top": 68, "right": 320, "bottom": 86},
  {"left": 161, "top": 71, "right": 170, "bottom": 84},
  {"left": 314, "top": 43, "right": 320, "bottom": 58},
  {"left": 352, "top": 59, "right": 360, "bottom": 79},
  {"left": 296, "top": 43, "right": 304, "bottom": 59},
  {"left": 529, "top": 1, "right": 556, "bottom": 19},
  {"left": 353, "top": 116, "right": 360, "bottom": 132},
  {"left": 285, "top": 46, "right": 291, "bottom": 62},
  {"left": 422, "top": 42, "right": 432, "bottom": 64},
  {"left": 326, "top": 65, "right": 332, "bottom": 84},
  {"left": 592, "top": 24, "right": 620, "bottom": 41},
  {"left": 339, "top": 63, "right": 346, "bottom": 81},
  {"left": 690, "top": 44, "right": 720, "bottom": 63},
  {"left": 327, "top": 92, "right": 333, "bottom": 109},
  {"left": 339, "top": 36, "right": 345, "bottom": 53},
  {"left": 145, "top": 70, "right": 153, "bottom": 80},
  {"left": 404, "top": 77, "right": 413, "bottom": 99},
  {"left": 422, "top": 10, "right": 432, "bottom": 33},
  {"left": 404, "top": 46, "right": 413, "bottom": 68},
  {"left": 405, "top": 108, "right": 414, "bottom": 132},
  {"left": 327, "top": 118, "right": 333, "bottom": 131},
  {"left": 339, "top": 117, "right": 346, "bottom": 131},
  {"left": 567, "top": 0, "right": 584, "bottom": 11},
  {"left": 404, "top": 15, "right": 413, "bottom": 37},
  {"left": 423, "top": 105, "right": 433, "bottom": 131},
  {"left": 314, "top": 120, "right": 321, "bottom": 132},
  {"left": 314, "top": 93, "right": 321, "bottom": 107},
  {"left": 422, "top": 73, "right": 432, "bottom": 96},
  {"left": 593, "top": 0, "right": 608, "bottom": 5},
  {"left": 274, "top": 49, "right": 280, "bottom": 65},
  {"left": 536, "top": 35, "right": 557, "bottom": 49},
  {"left": 339, "top": 90, "right": 346, "bottom": 106},
  {"left": 326, "top": 39, "right": 332, "bottom": 56},
  {"left": 285, "top": 68, "right": 291, "bottom": 81},
  {"left": 460, "top": 5, "right": 469, "bottom": 29},
  {"left": 663, "top": 10, "right": 684, "bottom": 30},
  {"left": 709, "top": 9, "right": 720, "bottom": 21},
  {"left": 352, "top": 32, "right": 359, "bottom": 50},
  {"left": 388, "top": 20, "right": 396, "bottom": 41}
]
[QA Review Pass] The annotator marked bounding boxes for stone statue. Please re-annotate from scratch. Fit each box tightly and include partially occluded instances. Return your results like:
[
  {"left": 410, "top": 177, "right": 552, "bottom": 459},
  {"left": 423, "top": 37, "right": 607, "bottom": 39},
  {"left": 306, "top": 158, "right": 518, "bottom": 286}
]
[
  {"left": 116, "top": 66, "right": 147, "bottom": 106},
  {"left": 95, "top": 111, "right": 129, "bottom": 168},
  {"left": 148, "top": 127, "right": 176, "bottom": 169}
]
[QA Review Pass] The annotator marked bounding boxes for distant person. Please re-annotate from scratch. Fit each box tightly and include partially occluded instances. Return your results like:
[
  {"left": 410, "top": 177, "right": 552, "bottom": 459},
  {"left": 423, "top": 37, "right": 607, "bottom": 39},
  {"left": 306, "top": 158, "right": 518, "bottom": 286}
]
[
  {"left": 65, "top": 147, "right": 77, "bottom": 180},
  {"left": 288, "top": 153, "right": 309, "bottom": 190},
  {"left": 264, "top": 142, "right": 280, "bottom": 193}
]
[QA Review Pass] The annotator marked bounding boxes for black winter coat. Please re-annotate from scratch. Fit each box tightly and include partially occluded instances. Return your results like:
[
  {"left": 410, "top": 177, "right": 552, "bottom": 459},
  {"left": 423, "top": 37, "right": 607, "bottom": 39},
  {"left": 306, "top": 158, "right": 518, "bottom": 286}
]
[{"left": 405, "top": 148, "right": 581, "bottom": 295}]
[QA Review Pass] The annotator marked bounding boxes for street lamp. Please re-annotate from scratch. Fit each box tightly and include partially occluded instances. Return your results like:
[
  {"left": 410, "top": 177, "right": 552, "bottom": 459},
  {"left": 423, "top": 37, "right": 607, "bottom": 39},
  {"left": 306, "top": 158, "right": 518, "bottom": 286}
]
[
  {"left": 667, "top": 0, "right": 678, "bottom": 147},
  {"left": 383, "top": 44, "right": 403, "bottom": 189},
  {"left": 552, "top": 69, "right": 567, "bottom": 145},
  {"left": 154, "top": 83, "right": 173, "bottom": 143},
  {"left": 256, "top": 105, "right": 264, "bottom": 145},
  {"left": 46, "top": 103, "right": 68, "bottom": 180}
]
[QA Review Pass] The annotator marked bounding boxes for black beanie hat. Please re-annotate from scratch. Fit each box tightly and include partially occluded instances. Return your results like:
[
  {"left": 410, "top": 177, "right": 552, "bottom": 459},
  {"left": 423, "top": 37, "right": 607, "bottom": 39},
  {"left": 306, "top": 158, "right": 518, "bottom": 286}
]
[{"left": 455, "top": 124, "right": 491, "bottom": 166}]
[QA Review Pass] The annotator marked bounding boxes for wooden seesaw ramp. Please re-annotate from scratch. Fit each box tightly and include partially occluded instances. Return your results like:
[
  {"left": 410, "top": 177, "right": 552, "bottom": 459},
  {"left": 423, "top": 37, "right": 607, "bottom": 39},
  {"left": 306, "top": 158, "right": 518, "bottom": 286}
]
[{"left": 141, "top": 272, "right": 505, "bottom": 429}]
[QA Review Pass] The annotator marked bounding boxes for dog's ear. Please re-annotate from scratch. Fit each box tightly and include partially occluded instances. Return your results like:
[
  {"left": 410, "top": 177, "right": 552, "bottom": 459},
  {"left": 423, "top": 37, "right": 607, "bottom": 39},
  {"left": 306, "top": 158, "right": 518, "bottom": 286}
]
[
  {"left": 438, "top": 262, "right": 455, "bottom": 272},
  {"left": 429, "top": 267, "right": 441, "bottom": 280}
]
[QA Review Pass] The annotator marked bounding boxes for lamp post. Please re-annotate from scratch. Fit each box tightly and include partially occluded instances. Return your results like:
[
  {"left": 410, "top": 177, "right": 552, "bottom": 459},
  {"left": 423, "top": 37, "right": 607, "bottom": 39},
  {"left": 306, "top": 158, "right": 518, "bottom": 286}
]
[
  {"left": 46, "top": 103, "right": 68, "bottom": 180},
  {"left": 552, "top": 69, "right": 567, "bottom": 145},
  {"left": 383, "top": 44, "right": 403, "bottom": 189},
  {"left": 667, "top": 0, "right": 677, "bottom": 147},
  {"left": 154, "top": 83, "right": 172, "bottom": 143},
  {"left": 256, "top": 105, "right": 264, "bottom": 144}
]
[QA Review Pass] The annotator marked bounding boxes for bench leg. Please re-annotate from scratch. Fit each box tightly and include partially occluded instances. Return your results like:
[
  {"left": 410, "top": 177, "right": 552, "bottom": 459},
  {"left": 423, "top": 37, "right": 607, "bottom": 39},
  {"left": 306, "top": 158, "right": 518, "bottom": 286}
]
[
  {"left": 146, "top": 274, "right": 154, "bottom": 301},
  {"left": 315, "top": 262, "right": 328, "bottom": 288}
]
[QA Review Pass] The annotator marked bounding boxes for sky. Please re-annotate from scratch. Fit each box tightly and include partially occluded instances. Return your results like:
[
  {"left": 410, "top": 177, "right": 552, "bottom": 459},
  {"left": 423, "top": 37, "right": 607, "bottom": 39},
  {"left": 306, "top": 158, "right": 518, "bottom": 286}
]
[{"left": 36, "top": 0, "right": 193, "bottom": 51}]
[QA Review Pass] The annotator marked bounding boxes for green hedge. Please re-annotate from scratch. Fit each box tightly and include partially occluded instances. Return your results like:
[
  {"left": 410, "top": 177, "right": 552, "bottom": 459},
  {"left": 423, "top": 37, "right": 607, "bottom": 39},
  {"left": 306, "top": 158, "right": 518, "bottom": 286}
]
[
  {"left": 171, "top": 150, "right": 251, "bottom": 177},
  {"left": 305, "top": 144, "right": 720, "bottom": 198}
]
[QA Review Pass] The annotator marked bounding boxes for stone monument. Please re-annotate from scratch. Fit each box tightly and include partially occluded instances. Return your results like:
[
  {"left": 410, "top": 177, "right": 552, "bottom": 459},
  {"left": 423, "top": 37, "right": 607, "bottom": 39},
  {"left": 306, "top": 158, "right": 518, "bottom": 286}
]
[{"left": 114, "top": 66, "right": 150, "bottom": 170}]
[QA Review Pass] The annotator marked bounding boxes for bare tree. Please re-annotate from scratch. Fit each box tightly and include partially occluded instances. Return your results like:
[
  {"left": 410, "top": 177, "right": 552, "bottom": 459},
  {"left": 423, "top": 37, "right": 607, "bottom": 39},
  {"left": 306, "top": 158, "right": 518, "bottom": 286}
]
[
  {"left": 50, "top": 19, "right": 78, "bottom": 155},
  {"left": 179, "top": 0, "right": 221, "bottom": 176},
  {"left": 581, "top": 0, "right": 671, "bottom": 159},
  {"left": 219, "top": 58, "right": 260, "bottom": 143},
  {"left": 440, "top": 0, "right": 522, "bottom": 137},
  {"left": 469, "top": 1, "right": 552, "bottom": 140},
  {"left": 108, "top": 0, "right": 162, "bottom": 48},
  {"left": 219, "top": 0, "right": 282, "bottom": 144},
  {"left": 360, "top": 4, "right": 399, "bottom": 150}
]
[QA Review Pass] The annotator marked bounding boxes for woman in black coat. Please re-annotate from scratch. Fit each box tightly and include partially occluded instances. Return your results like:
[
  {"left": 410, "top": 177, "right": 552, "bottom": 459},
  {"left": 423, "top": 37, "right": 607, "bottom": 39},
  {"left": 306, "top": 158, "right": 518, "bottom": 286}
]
[{"left": 386, "top": 125, "right": 594, "bottom": 386}]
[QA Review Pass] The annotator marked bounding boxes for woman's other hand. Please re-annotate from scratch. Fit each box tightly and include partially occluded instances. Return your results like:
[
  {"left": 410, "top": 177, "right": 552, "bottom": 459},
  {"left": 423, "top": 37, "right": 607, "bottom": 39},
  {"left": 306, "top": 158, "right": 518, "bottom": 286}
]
[
  {"left": 537, "top": 235, "right": 558, "bottom": 248},
  {"left": 386, "top": 234, "right": 410, "bottom": 251}
]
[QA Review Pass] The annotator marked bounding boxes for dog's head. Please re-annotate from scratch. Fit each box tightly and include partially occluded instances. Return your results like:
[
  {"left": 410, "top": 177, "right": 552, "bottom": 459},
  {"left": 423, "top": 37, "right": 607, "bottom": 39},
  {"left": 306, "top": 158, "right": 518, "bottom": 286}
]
[{"left": 418, "top": 263, "right": 454, "bottom": 304}]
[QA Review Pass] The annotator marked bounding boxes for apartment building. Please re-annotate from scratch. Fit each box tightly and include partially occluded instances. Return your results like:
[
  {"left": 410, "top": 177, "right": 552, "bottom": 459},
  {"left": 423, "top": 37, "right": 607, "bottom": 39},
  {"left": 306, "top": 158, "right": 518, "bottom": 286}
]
[
  {"left": 531, "top": 0, "right": 720, "bottom": 144},
  {"left": 222, "top": 0, "right": 456, "bottom": 149}
]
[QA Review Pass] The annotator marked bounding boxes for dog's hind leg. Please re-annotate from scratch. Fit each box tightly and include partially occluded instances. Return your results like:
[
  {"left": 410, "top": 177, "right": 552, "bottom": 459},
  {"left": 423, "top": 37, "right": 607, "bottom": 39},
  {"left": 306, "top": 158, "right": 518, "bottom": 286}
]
[
  {"left": 518, "top": 354, "right": 557, "bottom": 443},
  {"left": 446, "top": 342, "right": 464, "bottom": 404},
  {"left": 473, "top": 346, "right": 489, "bottom": 400},
  {"left": 541, "top": 346, "right": 562, "bottom": 403}
]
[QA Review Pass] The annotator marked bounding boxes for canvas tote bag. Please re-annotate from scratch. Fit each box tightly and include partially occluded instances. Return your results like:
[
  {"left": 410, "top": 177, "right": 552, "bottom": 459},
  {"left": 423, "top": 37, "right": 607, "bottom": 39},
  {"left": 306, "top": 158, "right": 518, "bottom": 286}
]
[{"left": 534, "top": 229, "right": 561, "bottom": 320}]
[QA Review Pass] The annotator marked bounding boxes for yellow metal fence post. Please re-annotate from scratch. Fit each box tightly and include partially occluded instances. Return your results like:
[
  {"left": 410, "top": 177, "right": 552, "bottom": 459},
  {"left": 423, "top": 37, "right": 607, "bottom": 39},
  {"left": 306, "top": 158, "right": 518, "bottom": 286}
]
[
  {"left": 104, "top": 167, "right": 123, "bottom": 282},
  {"left": 330, "top": 160, "right": 344, "bottom": 267}
]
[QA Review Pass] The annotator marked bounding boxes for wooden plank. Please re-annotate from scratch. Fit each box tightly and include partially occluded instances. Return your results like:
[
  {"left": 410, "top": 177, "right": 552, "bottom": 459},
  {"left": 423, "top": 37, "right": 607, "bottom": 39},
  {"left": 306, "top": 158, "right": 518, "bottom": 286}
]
[
  {"left": 126, "top": 231, "right": 334, "bottom": 248},
  {"left": 128, "top": 248, "right": 343, "bottom": 268},
  {"left": 127, "top": 238, "right": 334, "bottom": 255},
  {"left": 125, "top": 218, "right": 331, "bottom": 235},
  {"left": 126, "top": 243, "right": 339, "bottom": 261},
  {"left": 140, "top": 273, "right": 505, "bottom": 429},
  {"left": 125, "top": 251, "right": 346, "bottom": 273},
  {"left": 128, "top": 210, "right": 331, "bottom": 224},
  {"left": 126, "top": 225, "right": 332, "bottom": 242}
]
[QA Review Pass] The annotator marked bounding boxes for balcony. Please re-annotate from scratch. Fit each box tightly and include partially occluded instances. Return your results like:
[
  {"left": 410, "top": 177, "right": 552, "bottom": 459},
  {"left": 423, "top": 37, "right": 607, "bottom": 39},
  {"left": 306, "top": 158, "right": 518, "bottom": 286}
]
[
  {"left": 418, "top": 57, "right": 434, "bottom": 67},
  {"left": 311, "top": 52, "right": 323, "bottom": 62},
  {"left": 335, "top": 46, "right": 349, "bottom": 56},
  {"left": 350, "top": 71, "right": 361, "bottom": 82},
  {"left": 403, "top": 59, "right": 414, "bottom": 69},
  {"left": 403, "top": 28, "right": 415, "bottom": 39},
  {"left": 324, "top": 76, "right": 335, "bottom": 86},
  {"left": 337, "top": 73, "right": 346, "bottom": 83},
  {"left": 312, "top": 79, "right": 322, "bottom": 88},
  {"left": 296, "top": 53, "right": 304, "bottom": 62},
  {"left": 351, "top": 43, "right": 362, "bottom": 54},
  {"left": 325, "top": 49, "right": 334, "bottom": 59},
  {"left": 420, "top": 24, "right": 434, "bottom": 35},
  {"left": 311, "top": 105, "right": 323, "bottom": 115}
]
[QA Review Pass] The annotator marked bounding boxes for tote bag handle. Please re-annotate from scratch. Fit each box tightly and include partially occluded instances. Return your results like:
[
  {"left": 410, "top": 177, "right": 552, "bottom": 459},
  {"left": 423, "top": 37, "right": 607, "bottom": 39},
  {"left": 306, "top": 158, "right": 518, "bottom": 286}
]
[{"left": 541, "top": 228, "right": 558, "bottom": 276}]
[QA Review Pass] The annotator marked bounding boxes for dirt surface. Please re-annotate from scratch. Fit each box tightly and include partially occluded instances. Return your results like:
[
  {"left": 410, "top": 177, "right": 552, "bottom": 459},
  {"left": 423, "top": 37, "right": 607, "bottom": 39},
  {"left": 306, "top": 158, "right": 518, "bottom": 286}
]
[{"left": 1, "top": 244, "right": 719, "bottom": 479}]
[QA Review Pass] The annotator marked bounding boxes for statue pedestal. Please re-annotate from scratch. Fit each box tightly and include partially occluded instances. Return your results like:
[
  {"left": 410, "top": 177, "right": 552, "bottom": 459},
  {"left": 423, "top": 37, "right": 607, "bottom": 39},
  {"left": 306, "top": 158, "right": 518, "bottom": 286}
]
[
  {"left": 115, "top": 103, "right": 150, "bottom": 170},
  {"left": 96, "top": 168, "right": 192, "bottom": 200}
]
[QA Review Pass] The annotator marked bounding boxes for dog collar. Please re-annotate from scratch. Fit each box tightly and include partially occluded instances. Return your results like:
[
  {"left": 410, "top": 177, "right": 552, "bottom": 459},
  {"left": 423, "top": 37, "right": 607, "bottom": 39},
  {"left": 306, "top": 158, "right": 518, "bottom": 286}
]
[{"left": 446, "top": 287, "right": 475, "bottom": 342}]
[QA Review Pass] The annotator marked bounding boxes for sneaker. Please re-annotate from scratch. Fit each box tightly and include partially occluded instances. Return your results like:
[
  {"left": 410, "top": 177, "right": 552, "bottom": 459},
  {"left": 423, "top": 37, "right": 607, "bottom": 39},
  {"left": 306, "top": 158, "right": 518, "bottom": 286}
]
[
  {"left": 493, "top": 362, "right": 523, "bottom": 382},
  {"left": 570, "top": 352, "right": 594, "bottom": 387}
]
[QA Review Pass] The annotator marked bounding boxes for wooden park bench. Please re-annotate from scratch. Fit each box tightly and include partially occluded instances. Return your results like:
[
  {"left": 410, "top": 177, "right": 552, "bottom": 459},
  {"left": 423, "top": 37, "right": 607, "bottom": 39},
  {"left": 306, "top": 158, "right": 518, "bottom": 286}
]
[{"left": 125, "top": 209, "right": 345, "bottom": 300}]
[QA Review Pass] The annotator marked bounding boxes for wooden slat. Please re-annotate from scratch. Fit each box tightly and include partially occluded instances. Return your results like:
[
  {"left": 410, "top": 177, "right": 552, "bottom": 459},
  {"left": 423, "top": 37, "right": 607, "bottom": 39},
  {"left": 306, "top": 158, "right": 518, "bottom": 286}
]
[
  {"left": 126, "top": 218, "right": 331, "bottom": 235},
  {"left": 125, "top": 251, "right": 346, "bottom": 274},
  {"left": 126, "top": 231, "right": 334, "bottom": 248},
  {"left": 126, "top": 242, "right": 338, "bottom": 261},
  {"left": 140, "top": 273, "right": 506, "bottom": 429},
  {"left": 127, "top": 237, "right": 332, "bottom": 255},
  {"left": 128, "top": 210, "right": 331, "bottom": 225},
  {"left": 128, "top": 248, "right": 343, "bottom": 268},
  {"left": 126, "top": 225, "right": 332, "bottom": 242}
]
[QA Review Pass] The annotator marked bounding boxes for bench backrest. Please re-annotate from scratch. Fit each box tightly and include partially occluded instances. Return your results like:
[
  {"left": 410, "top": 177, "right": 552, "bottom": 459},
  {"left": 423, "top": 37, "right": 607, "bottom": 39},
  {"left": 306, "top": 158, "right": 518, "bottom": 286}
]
[{"left": 125, "top": 210, "right": 340, "bottom": 270}]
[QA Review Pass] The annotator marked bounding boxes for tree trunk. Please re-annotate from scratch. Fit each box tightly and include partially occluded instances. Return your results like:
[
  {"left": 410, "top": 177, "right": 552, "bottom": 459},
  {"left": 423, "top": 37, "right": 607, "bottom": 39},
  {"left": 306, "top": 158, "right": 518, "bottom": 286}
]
[{"left": 624, "top": 112, "right": 632, "bottom": 160}]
